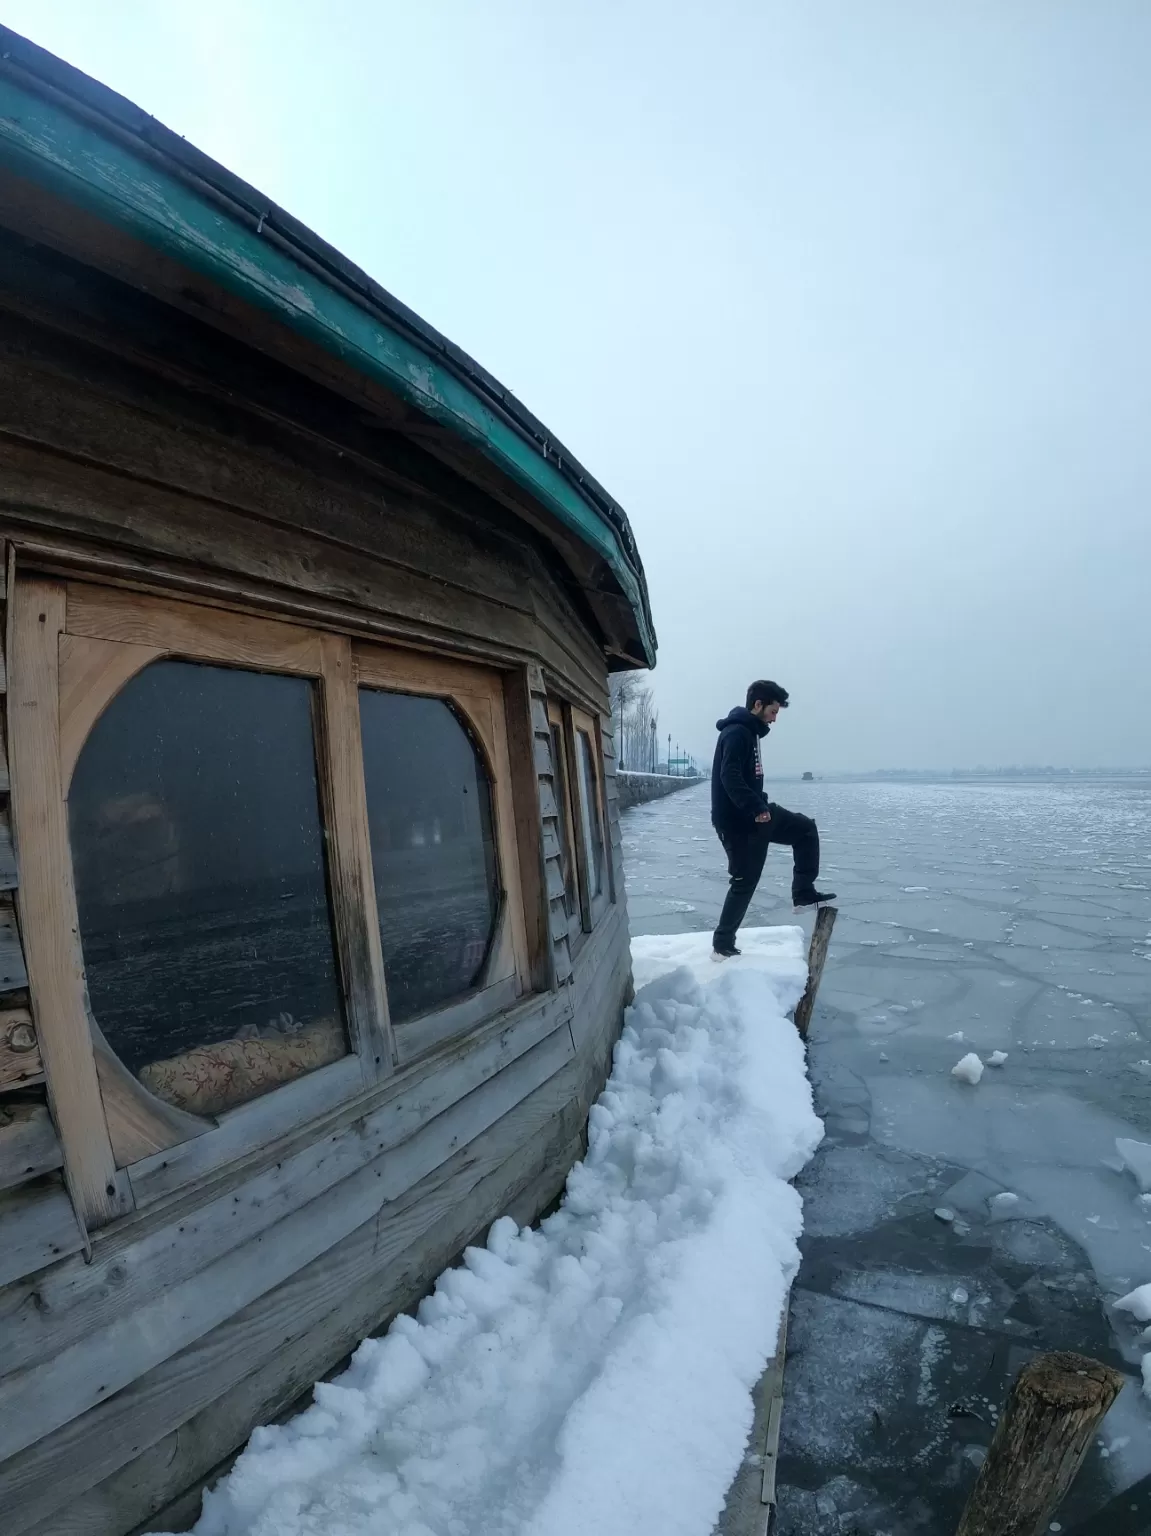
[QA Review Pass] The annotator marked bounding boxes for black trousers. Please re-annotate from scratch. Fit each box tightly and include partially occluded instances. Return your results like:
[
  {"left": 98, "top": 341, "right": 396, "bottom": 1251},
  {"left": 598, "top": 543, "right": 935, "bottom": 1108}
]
[{"left": 713, "top": 804, "right": 820, "bottom": 951}]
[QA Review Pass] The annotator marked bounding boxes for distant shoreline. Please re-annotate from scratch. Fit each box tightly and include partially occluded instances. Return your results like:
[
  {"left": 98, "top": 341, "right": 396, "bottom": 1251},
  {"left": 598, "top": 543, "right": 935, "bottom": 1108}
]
[{"left": 772, "top": 768, "right": 1151, "bottom": 784}]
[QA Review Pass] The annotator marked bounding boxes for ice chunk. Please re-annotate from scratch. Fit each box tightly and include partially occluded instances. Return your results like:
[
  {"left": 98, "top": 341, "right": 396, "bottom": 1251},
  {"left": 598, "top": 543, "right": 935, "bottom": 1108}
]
[
  {"left": 1143, "top": 1355, "right": 1151, "bottom": 1401},
  {"left": 990, "top": 1192, "right": 1020, "bottom": 1218},
  {"left": 1116, "top": 1138, "right": 1151, "bottom": 1192},
  {"left": 934, "top": 1207, "right": 956, "bottom": 1223},
  {"left": 947, "top": 1031, "right": 965, "bottom": 1042},
  {"left": 987, "top": 1051, "right": 1009, "bottom": 1067},
  {"left": 1114, "top": 1283, "right": 1151, "bottom": 1322},
  {"left": 951, "top": 1052, "right": 984, "bottom": 1085},
  {"left": 943, "top": 1170, "right": 1002, "bottom": 1213}
]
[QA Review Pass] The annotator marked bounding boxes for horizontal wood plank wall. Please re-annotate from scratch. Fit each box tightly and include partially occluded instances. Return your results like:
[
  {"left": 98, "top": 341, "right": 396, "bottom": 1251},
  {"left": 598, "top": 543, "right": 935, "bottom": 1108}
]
[
  {"left": 1, "top": 928, "right": 632, "bottom": 1536},
  {"left": 0, "top": 993, "right": 573, "bottom": 1396},
  {"left": 0, "top": 1176, "right": 86, "bottom": 1287},
  {"left": 0, "top": 1104, "right": 63, "bottom": 1193},
  {"left": 0, "top": 244, "right": 637, "bottom": 1536},
  {"left": 24, "top": 1114, "right": 593, "bottom": 1536},
  {"left": 0, "top": 309, "right": 609, "bottom": 710},
  {"left": 0, "top": 1007, "right": 43, "bottom": 1091}
]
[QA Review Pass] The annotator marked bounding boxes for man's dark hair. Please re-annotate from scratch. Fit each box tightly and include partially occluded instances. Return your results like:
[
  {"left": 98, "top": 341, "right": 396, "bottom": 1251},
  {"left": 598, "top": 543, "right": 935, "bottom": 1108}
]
[{"left": 746, "top": 679, "right": 789, "bottom": 711}]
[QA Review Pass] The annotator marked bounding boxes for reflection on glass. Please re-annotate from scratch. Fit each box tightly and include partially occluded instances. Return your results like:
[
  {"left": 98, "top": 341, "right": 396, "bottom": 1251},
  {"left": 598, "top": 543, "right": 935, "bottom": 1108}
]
[
  {"left": 359, "top": 689, "right": 500, "bottom": 1023},
  {"left": 576, "top": 729, "right": 605, "bottom": 900},
  {"left": 68, "top": 660, "right": 346, "bottom": 1117},
  {"left": 551, "top": 722, "right": 578, "bottom": 918}
]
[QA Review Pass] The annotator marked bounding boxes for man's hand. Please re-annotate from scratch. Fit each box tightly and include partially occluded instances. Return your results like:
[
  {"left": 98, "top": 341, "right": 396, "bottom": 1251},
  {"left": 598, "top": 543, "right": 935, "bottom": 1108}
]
[{"left": 755, "top": 811, "right": 771, "bottom": 823}]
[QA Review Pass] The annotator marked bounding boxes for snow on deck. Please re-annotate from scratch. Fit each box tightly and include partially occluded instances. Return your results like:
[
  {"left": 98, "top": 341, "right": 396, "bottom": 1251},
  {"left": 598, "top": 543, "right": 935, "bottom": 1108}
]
[{"left": 159, "top": 927, "right": 822, "bottom": 1536}]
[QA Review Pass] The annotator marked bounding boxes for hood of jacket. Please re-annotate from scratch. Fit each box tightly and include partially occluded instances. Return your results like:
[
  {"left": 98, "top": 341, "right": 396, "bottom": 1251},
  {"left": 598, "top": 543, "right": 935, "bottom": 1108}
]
[{"left": 715, "top": 706, "right": 769, "bottom": 738}]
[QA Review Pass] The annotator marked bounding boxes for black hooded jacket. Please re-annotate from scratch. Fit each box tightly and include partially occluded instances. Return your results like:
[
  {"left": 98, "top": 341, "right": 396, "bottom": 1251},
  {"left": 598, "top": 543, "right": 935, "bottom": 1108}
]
[{"left": 711, "top": 707, "right": 770, "bottom": 832}]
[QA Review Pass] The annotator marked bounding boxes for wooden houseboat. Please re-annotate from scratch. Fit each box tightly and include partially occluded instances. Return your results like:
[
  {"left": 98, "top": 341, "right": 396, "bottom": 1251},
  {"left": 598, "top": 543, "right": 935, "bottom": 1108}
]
[{"left": 0, "top": 27, "right": 656, "bottom": 1535}]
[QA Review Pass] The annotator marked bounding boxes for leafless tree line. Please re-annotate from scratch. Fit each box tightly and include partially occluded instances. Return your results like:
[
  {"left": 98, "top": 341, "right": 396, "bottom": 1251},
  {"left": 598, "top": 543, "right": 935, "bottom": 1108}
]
[{"left": 608, "top": 673, "right": 661, "bottom": 773}]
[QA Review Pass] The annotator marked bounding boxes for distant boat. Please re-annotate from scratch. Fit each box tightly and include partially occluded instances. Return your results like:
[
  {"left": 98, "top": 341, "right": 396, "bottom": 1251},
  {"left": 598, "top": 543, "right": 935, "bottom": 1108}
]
[{"left": 802, "top": 771, "right": 815, "bottom": 781}]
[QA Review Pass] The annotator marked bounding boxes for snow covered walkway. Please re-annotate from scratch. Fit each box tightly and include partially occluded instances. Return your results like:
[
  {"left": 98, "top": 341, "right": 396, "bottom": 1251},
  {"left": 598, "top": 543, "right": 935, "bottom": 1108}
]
[{"left": 159, "top": 928, "right": 822, "bottom": 1536}]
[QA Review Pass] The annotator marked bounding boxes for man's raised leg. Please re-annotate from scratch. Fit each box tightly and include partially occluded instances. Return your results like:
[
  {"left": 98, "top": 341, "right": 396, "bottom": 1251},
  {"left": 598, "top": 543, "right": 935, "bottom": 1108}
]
[{"left": 764, "top": 803, "right": 834, "bottom": 906}]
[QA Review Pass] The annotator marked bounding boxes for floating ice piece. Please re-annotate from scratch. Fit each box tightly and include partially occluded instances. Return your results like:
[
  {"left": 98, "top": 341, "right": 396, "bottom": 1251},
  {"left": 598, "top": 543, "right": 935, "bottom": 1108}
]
[
  {"left": 951, "top": 1287, "right": 969, "bottom": 1304},
  {"left": 989, "top": 1192, "right": 1020, "bottom": 1217},
  {"left": 987, "top": 1051, "right": 1009, "bottom": 1067},
  {"left": 1143, "top": 1355, "right": 1151, "bottom": 1402},
  {"left": 934, "top": 1207, "right": 956, "bottom": 1223},
  {"left": 951, "top": 1053, "right": 984, "bottom": 1086},
  {"left": 1116, "top": 1138, "right": 1151, "bottom": 1193},
  {"left": 947, "top": 1031, "right": 965, "bottom": 1042},
  {"left": 1114, "top": 1283, "right": 1151, "bottom": 1323}
]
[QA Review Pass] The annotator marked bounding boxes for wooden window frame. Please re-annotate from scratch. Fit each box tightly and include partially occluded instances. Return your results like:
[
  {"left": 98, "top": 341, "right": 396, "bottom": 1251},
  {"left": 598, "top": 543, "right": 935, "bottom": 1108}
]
[
  {"left": 353, "top": 640, "right": 530, "bottom": 1068},
  {"left": 8, "top": 573, "right": 532, "bottom": 1223},
  {"left": 548, "top": 698, "right": 613, "bottom": 944},
  {"left": 569, "top": 705, "right": 612, "bottom": 930},
  {"left": 546, "top": 700, "right": 585, "bottom": 953}
]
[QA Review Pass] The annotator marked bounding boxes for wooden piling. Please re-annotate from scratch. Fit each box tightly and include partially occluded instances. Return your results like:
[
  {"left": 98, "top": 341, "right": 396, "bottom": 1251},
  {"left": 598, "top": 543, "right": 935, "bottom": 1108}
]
[
  {"left": 793, "top": 906, "right": 836, "bottom": 1039},
  {"left": 955, "top": 1351, "right": 1125, "bottom": 1536}
]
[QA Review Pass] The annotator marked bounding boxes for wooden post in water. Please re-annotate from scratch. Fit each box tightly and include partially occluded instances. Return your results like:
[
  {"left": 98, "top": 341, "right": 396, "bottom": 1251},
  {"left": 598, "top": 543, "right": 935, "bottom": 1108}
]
[
  {"left": 955, "top": 1352, "right": 1124, "bottom": 1536},
  {"left": 793, "top": 905, "right": 836, "bottom": 1039}
]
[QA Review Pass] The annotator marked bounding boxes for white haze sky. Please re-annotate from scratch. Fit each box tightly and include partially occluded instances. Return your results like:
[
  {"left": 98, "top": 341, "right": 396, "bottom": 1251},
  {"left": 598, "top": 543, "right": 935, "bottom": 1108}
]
[{"left": 6, "top": 1, "right": 1149, "bottom": 772}]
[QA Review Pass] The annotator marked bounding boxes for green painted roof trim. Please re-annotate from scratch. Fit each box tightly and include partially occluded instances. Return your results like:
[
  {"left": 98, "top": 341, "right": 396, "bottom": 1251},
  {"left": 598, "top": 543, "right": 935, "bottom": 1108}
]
[{"left": 0, "top": 69, "right": 655, "bottom": 664}]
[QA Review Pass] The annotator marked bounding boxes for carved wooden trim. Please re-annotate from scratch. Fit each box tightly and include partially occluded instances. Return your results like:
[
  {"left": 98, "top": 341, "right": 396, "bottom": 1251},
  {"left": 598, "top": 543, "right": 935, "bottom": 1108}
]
[
  {"left": 58, "top": 633, "right": 162, "bottom": 793},
  {"left": 7, "top": 576, "right": 121, "bottom": 1224}
]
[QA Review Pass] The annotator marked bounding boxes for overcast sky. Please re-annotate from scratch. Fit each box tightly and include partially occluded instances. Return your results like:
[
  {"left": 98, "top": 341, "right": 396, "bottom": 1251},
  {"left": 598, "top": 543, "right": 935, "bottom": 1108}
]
[{"left": 6, "top": 1, "right": 1149, "bottom": 771}]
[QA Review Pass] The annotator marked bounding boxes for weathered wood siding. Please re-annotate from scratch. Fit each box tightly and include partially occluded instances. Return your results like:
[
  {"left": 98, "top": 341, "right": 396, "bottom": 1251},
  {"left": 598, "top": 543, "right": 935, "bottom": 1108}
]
[
  {"left": 0, "top": 226, "right": 635, "bottom": 1536},
  {"left": 0, "top": 909, "right": 629, "bottom": 1536},
  {"left": 0, "top": 538, "right": 81, "bottom": 1272},
  {"left": 0, "top": 235, "right": 612, "bottom": 717}
]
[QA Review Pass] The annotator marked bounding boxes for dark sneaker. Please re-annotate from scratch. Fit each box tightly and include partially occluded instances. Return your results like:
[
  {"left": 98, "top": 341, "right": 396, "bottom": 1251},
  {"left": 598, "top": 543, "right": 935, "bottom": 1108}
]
[
  {"left": 793, "top": 888, "right": 836, "bottom": 909},
  {"left": 711, "top": 943, "right": 741, "bottom": 961}
]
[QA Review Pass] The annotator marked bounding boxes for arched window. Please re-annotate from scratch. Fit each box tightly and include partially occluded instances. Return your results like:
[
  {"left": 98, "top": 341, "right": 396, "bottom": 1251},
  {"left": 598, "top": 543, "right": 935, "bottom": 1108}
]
[
  {"left": 9, "top": 577, "right": 537, "bottom": 1218},
  {"left": 69, "top": 659, "right": 347, "bottom": 1117},
  {"left": 358, "top": 689, "right": 500, "bottom": 1022}
]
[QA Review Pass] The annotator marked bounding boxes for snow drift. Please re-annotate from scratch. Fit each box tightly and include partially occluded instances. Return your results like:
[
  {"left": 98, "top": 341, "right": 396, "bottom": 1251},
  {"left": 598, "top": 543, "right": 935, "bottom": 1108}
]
[{"left": 154, "top": 927, "right": 822, "bottom": 1536}]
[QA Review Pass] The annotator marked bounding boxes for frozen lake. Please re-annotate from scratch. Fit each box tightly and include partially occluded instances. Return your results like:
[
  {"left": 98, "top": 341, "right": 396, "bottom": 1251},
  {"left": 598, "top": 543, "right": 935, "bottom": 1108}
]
[{"left": 622, "top": 775, "right": 1151, "bottom": 1535}]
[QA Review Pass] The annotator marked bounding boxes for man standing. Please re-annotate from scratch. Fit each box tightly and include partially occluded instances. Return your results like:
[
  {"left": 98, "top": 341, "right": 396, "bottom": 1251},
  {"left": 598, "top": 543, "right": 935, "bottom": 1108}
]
[{"left": 711, "top": 679, "right": 835, "bottom": 958}]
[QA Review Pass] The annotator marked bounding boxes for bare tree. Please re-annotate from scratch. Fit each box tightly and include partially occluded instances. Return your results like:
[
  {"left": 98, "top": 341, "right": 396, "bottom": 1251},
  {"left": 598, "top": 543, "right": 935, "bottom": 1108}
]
[{"left": 609, "top": 673, "right": 658, "bottom": 771}]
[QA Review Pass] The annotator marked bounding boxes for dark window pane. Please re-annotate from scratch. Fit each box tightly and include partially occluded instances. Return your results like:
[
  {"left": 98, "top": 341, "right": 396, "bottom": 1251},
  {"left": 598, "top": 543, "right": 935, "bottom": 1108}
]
[
  {"left": 359, "top": 689, "right": 501, "bottom": 1023},
  {"left": 550, "top": 722, "right": 577, "bottom": 918},
  {"left": 576, "top": 729, "right": 605, "bottom": 900},
  {"left": 69, "top": 660, "right": 346, "bottom": 1117}
]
